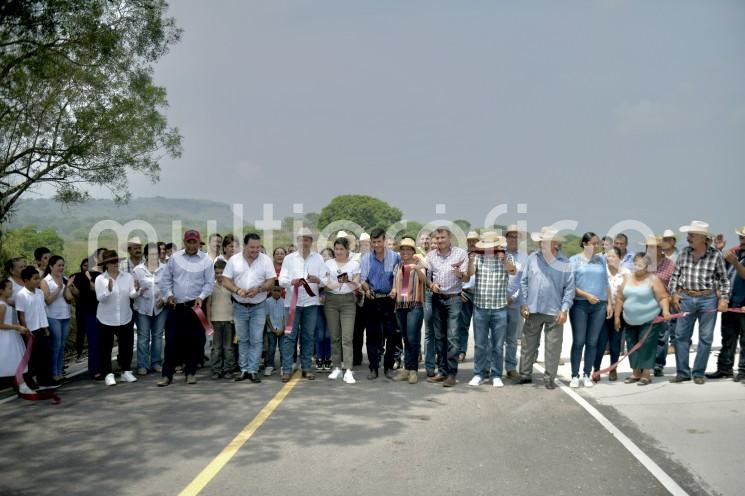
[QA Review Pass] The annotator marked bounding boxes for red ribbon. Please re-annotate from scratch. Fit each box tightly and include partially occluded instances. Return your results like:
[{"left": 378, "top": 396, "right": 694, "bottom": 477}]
[
  {"left": 285, "top": 279, "right": 316, "bottom": 334},
  {"left": 399, "top": 264, "right": 411, "bottom": 299},
  {"left": 192, "top": 306, "right": 214, "bottom": 336},
  {"left": 14, "top": 332, "right": 61, "bottom": 404},
  {"left": 592, "top": 307, "right": 744, "bottom": 381}
]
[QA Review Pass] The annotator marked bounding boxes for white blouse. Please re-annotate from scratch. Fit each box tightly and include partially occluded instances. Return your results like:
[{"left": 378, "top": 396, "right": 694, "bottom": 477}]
[
  {"left": 132, "top": 262, "right": 167, "bottom": 316},
  {"left": 43, "top": 274, "right": 71, "bottom": 320},
  {"left": 95, "top": 271, "right": 137, "bottom": 326},
  {"left": 324, "top": 259, "right": 361, "bottom": 295}
]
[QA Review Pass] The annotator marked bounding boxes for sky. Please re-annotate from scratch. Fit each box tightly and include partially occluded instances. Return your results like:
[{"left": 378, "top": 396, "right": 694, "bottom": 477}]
[{"left": 73, "top": 1, "right": 745, "bottom": 241}]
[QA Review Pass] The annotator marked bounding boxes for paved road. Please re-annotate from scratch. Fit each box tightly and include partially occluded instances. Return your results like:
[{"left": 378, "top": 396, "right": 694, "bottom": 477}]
[{"left": 0, "top": 353, "right": 712, "bottom": 496}]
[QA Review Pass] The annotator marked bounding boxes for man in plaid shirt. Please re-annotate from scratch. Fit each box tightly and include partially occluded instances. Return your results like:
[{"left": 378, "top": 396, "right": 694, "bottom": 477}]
[
  {"left": 465, "top": 232, "right": 516, "bottom": 388},
  {"left": 668, "top": 221, "right": 730, "bottom": 385}
]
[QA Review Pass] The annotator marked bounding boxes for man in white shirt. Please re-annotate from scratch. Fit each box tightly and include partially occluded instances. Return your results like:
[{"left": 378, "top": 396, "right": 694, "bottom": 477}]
[
  {"left": 221, "top": 233, "right": 276, "bottom": 383},
  {"left": 278, "top": 228, "right": 327, "bottom": 381},
  {"left": 15, "top": 266, "right": 55, "bottom": 388}
]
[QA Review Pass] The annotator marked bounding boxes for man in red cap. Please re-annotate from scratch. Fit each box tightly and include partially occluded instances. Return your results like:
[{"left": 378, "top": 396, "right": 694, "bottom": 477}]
[{"left": 158, "top": 230, "right": 215, "bottom": 386}]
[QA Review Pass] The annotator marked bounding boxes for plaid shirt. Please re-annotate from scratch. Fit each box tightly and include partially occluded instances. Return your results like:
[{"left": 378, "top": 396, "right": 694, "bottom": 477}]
[
  {"left": 425, "top": 246, "right": 469, "bottom": 294},
  {"left": 668, "top": 246, "right": 730, "bottom": 297},
  {"left": 650, "top": 256, "right": 675, "bottom": 290},
  {"left": 473, "top": 254, "right": 514, "bottom": 309}
]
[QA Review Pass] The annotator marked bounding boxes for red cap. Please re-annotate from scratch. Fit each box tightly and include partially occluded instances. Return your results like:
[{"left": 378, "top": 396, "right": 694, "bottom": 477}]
[{"left": 183, "top": 230, "right": 203, "bottom": 243}]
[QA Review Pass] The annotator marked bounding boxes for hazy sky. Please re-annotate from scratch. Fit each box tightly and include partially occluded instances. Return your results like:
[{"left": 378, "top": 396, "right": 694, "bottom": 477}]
[{"left": 118, "top": 0, "right": 744, "bottom": 240}]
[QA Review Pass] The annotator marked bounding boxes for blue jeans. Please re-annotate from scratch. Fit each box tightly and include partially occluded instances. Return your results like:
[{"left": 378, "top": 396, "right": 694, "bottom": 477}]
[
  {"left": 654, "top": 319, "right": 677, "bottom": 370},
  {"left": 280, "top": 305, "right": 317, "bottom": 373},
  {"left": 505, "top": 306, "right": 523, "bottom": 372},
  {"left": 233, "top": 302, "right": 266, "bottom": 374},
  {"left": 569, "top": 299, "right": 608, "bottom": 377},
  {"left": 314, "top": 305, "right": 330, "bottom": 360},
  {"left": 432, "top": 294, "right": 462, "bottom": 377},
  {"left": 473, "top": 306, "right": 508, "bottom": 378},
  {"left": 594, "top": 317, "right": 623, "bottom": 370},
  {"left": 396, "top": 306, "right": 424, "bottom": 371},
  {"left": 135, "top": 310, "right": 167, "bottom": 370},
  {"left": 48, "top": 317, "right": 71, "bottom": 377},
  {"left": 457, "top": 292, "right": 474, "bottom": 355},
  {"left": 81, "top": 313, "right": 100, "bottom": 377},
  {"left": 674, "top": 294, "right": 718, "bottom": 378},
  {"left": 423, "top": 290, "right": 436, "bottom": 371}
]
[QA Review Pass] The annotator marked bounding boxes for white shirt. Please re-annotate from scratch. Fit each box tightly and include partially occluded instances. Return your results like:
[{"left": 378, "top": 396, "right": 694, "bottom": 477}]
[
  {"left": 279, "top": 251, "right": 328, "bottom": 307},
  {"left": 132, "top": 262, "right": 167, "bottom": 316},
  {"left": 9, "top": 278, "right": 24, "bottom": 307},
  {"left": 462, "top": 274, "right": 476, "bottom": 291},
  {"left": 15, "top": 287, "right": 49, "bottom": 331},
  {"left": 324, "top": 259, "right": 361, "bottom": 295},
  {"left": 95, "top": 271, "right": 137, "bottom": 326},
  {"left": 607, "top": 266, "right": 630, "bottom": 311},
  {"left": 43, "top": 274, "right": 71, "bottom": 320},
  {"left": 223, "top": 252, "right": 276, "bottom": 304}
]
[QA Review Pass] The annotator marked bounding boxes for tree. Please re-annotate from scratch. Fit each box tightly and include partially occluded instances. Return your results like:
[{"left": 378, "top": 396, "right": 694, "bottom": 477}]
[
  {"left": 317, "top": 195, "right": 403, "bottom": 232},
  {"left": 0, "top": 225, "right": 64, "bottom": 266},
  {"left": 454, "top": 219, "right": 471, "bottom": 233},
  {"left": 0, "top": 0, "right": 183, "bottom": 223}
]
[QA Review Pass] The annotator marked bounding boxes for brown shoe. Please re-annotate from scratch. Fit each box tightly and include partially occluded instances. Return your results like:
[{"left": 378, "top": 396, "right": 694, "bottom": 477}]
[
  {"left": 427, "top": 373, "right": 447, "bottom": 383},
  {"left": 408, "top": 370, "right": 418, "bottom": 384},
  {"left": 458, "top": 353, "right": 466, "bottom": 363},
  {"left": 609, "top": 370, "right": 618, "bottom": 381},
  {"left": 281, "top": 373, "right": 291, "bottom": 383},
  {"left": 669, "top": 375, "right": 691, "bottom": 383},
  {"left": 506, "top": 370, "right": 520, "bottom": 381},
  {"left": 443, "top": 376, "right": 457, "bottom": 387},
  {"left": 693, "top": 376, "right": 705, "bottom": 385},
  {"left": 157, "top": 376, "right": 172, "bottom": 387},
  {"left": 302, "top": 371, "right": 315, "bottom": 380},
  {"left": 393, "top": 369, "right": 408, "bottom": 382}
]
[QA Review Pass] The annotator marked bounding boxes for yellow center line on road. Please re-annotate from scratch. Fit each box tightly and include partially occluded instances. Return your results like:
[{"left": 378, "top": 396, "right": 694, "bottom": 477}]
[{"left": 178, "top": 372, "right": 302, "bottom": 496}]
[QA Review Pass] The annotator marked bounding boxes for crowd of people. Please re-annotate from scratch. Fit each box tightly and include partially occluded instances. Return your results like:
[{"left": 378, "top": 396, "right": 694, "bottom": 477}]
[{"left": 1, "top": 219, "right": 744, "bottom": 398}]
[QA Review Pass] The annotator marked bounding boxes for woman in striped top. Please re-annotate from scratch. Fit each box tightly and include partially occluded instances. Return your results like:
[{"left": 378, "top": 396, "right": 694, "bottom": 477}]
[{"left": 391, "top": 237, "right": 428, "bottom": 384}]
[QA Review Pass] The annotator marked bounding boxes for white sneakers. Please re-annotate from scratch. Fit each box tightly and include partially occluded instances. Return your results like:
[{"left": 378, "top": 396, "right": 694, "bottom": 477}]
[
  {"left": 468, "top": 375, "right": 484, "bottom": 386},
  {"left": 492, "top": 378, "right": 504, "bottom": 388},
  {"left": 570, "top": 376, "right": 580, "bottom": 388},
  {"left": 120, "top": 371, "right": 138, "bottom": 383},
  {"left": 343, "top": 369, "right": 356, "bottom": 384},
  {"left": 19, "top": 383, "right": 34, "bottom": 394},
  {"left": 582, "top": 375, "right": 594, "bottom": 388},
  {"left": 104, "top": 373, "right": 116, "bottom": 386},
  {"left": 264, "top": 366, "right": 274, "bottom": 377},
  {"left": 328, "top": 367, "right": 343, "bottom": 380}
]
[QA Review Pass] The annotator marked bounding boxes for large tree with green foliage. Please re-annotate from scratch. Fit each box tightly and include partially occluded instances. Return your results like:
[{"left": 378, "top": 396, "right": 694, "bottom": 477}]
[
  {"left": 0, "top": 0, "right": 183, "bottom": 224},
  {"left": 0, "top": 225, "right": 64, "bottom": 266},
  {"left": 317, "top": 195, "right": 403, "bottom": 232}
]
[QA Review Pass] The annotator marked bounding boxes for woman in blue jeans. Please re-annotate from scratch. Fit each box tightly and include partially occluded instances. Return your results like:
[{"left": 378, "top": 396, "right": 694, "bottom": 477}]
[
  {"left": 569, "top": 233, "right": 612, "bottom": 388},
  {"left": 391, "top": 237, "right": 427, "bottom": 384},
  {"left": 41, "top": 255, "right": 74, "bottom": 381},
  {"left": 593, "top": 247, "right": 629, "bottom": 381},
  {"left": 132, "top": 243, "right": 168, "bottom": 375}
]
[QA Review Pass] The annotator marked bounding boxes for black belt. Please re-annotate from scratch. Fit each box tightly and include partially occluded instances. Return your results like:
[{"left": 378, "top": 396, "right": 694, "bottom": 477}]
[
  {"left": 434, "top": 293, "right": 460, "bottom": 300},
  {"left": 174, "top": 300, "right": 196, "bottom": 308},
  {"left": 231, "top": 296, "right": 262, "bottom": 307}
]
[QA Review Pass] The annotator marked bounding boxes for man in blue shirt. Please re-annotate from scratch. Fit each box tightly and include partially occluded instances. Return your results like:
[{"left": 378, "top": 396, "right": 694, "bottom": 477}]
[
  {"left": 360, "top": 228, "right": 401, "bottom": 379},
  {"left": 518, "top": 227, "right": 575, "bottom": 389}
]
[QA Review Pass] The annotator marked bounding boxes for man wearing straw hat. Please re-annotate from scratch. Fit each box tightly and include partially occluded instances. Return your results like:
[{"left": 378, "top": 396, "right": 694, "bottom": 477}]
[
  {"left": 504, "top": 224, "right": 528, "bottom": 381},
  {"left": 518, "top": 227, "right": 575, "bottom": 389},
  {"left": 706, "top": 226, "right": 745, "bottom": 381},
  {"left": 278, "top": 227, "right": 327, "bottom": 381},
  {"left": 466, "top": 232, "right": 515, "bottom": 388},
  {"left": 456, "top": 231, "right": 480, "bottom": 363},
  {"left": 661, "top": 229, "right": 679, "bottom": 262},
  {"left": 668, "top": 221, "right": 730, "bottom": 385}
]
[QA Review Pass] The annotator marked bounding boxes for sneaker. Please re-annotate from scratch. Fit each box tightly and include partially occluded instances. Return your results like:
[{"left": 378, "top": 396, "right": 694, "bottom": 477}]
[
  {"left": 468, "top": 375, "right": 484, "bottom": 387},
  {"left": 570, "top": 376, "right": 580, "bottom": 388},
  {"left": 104, "top": 373, "right": 116, "bottom": 386},
  {"left": 329, "top": 367, "right": 343, "bottom": 380},
  {"left": 324, "top": 360, "right": 332, "bottom": 371},
  {"left": 152, "top": 365, "right": 163, "bottom": 373},
  {"left": 264, "top": 366, "right": 274, "bottom": 377},
  {"left": 120, "top": 371, "right": 138, "bottom": 383},
  {"left": 157, "top": 376, "right": 173, "bottom": 387},
  {"left": 408, "top": 370, "right": 418, "bottom": 384},
  {"left": 393, "top": 369, "right": 408, "bottom": 382},
  {"left": 443, "top": 376, "right": 457, "bottom": 387},
  {"left": 343, "top": 369, "right": 356, "bottom": 384},
  {"left": 693, "top": 376, "right": 705, "bottom": 385},
  {"left": 136, "top": 367, "right": 148, "bottom": 376},
  {"left": 582, "top": 375, "right": 594, "bottom": 388},
  {"left": 492, "top": 377, "right": 504, "bottom": 388},
  {"left": 18, "top": 383, "right": 34, "bottom": 394}
]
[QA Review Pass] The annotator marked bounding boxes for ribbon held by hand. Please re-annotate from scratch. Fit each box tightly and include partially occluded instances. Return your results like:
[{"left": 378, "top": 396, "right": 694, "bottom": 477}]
[
  {"left": 192, "top": 306, "right": 214, "bottom": 336},
  {"left": 14, "top": 332, "right": 61, "bottom": 404},
  {"left": 285, "top": 279, "right": 316, "bottom": 335}
]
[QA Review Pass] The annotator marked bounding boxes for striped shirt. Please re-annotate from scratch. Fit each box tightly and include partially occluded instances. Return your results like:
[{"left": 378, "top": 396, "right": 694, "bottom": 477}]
[
  {"left": 393, "top": 264, "right": 426, "bottom": 309},
  {"left": 649, "top": 256, "right": 675, "bottom": 291},
  {"left": 668, "top": 246, "right": 730, "bottom": 297},
  {"left": 473, "top": 254, "right": 513, "bottom": 309},
  {"left": 425, "top": 246, "right": 469, "bottom": 294}
]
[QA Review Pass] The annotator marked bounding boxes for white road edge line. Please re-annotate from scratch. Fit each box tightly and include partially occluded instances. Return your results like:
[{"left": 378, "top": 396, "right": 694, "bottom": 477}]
[{"left": 534, "top": 364, "right": 689, "bottom": 496}]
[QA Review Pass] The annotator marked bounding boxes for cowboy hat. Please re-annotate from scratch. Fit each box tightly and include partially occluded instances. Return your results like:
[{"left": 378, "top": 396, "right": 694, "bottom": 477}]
[
  {"left": 399, "top": 237, "right": 417, "bottom": 250},
  {"left": 127, "top": 237, "right": 143, "bottom": 246},
  {"left": 100, "top": 250, "right": 121, "bottom": 266},
  {"left": 466, "top": 230, "right": 480, "bottom": 240},
  {"left": 505, "top": 224, "right": 521, "bottom": 234},
  {"left": 530, "top": 226, "right": 566, "bottom": 243},
  {"left": 662, "top": 229, "right": 677, "bottom": 240},
  {"left": 640, "top": 235, "right": 663, "bottom": 246},
  {"left": 359, "top": 232, "right": 370, "bottom": 242},
  {"left": 735, "top": 226, "right": 745, "bottom": 238},
  {"left": 475, "top": 231, "right": 507, "bottom": 250},
  {"left": 679, "top": 220, "right": 711, "bottom": 236},
  {"left": 295, "top": 227, "right": 316, "bottom": 240}
]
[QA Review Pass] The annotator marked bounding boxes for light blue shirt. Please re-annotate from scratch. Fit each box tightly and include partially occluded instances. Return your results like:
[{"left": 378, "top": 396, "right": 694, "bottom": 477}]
[
  {"left": 620, "top": 250, "right": 635, "bottom": 271},
  {"left": 520, "top": 251, "right": 575, "bottom": 315},
  {"left": 265, "top": 296, "right": 286, "bottom": 330},
  {"left": 360, "top": 249, "right": 400, "bottom": 294},
  {"left": 506, "top": 249, "right": 528, "bottom": 308},
  {"left": 161, "top": 249, "right": 215, "bottom": 303},
  {"left": 570, "top": 254, "right": 609, "bottom": 302}
]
